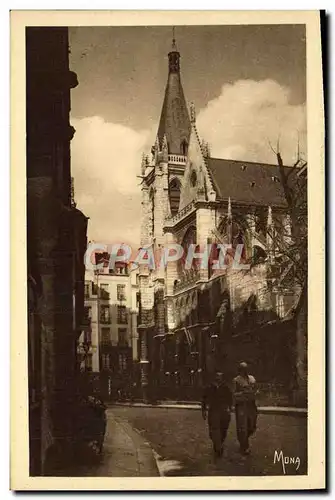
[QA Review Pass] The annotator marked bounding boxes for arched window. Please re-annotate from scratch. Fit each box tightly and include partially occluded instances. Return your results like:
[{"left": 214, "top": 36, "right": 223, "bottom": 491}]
[
  {"left": 169, "top": 178, "right": 181, "bottom": 217},
  {"left": 179, "top": 226, "right": 197, "bottom": 272},
  {"left": 182, "top": 226, "right": 196, "bottom": 253},
  {"left": 181, "top": 139, "right": 188, "bottom": 156},
  {"left": 231, "top": 219, "right": 248, "bottom": 262},
  {"left": 190, "top": 170, "right": 197, "bottom": 187}
]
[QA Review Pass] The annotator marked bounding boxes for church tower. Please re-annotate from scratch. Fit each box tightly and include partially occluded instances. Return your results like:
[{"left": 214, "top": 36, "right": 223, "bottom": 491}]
[{"left": 138, "top": 33, "right": 191, "bottom": 401}]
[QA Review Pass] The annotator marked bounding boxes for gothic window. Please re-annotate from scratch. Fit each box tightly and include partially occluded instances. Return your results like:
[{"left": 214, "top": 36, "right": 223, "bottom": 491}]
[
  {"left": 181, "top": 139, "right": 188, "bottom": 156},
  {"left": 190, "top": 170, "right": 197, "bottom": 187},
  {"left": 232, "top": 228, "right": 246, "bottom": 260},
  {"left": 169, "top": 178, "right": 181, "bottom": 217},
  {"left": 180, "top": 226, "right": 197, "bottom": 272},
  {"left": 231, "top": 216, "right": 249, "bottom": 261}
]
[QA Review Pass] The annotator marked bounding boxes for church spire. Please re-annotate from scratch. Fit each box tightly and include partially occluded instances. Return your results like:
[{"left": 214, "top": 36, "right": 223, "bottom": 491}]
[
  {"left": 156, "top": 29, "right": 191, "bottom": 156},
  {"left": 172, "top": 26, "right": 177, "bottom": 50}
]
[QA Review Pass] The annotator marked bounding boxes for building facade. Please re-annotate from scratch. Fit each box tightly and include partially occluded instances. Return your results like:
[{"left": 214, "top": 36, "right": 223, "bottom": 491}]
[
  {"left": 27, "top": 27, "right": 88, "bottom": 475},
  {"left": 137, "top": 39, "right": 306, "bottom": 403},
  {"left": 80, "top": 258, "right": 139, "bottom": 395}
]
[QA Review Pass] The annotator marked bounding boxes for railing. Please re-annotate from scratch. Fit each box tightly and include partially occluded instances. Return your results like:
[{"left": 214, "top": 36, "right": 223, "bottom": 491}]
[
  {"left": 165, "top": 200, "right": 195, "bottom": 225},
  {"left": 174, "top": 268, "right": 200, "bottom": 293},
  {"left": 168, "top": 154, "right": 187, "bottom": 165}
]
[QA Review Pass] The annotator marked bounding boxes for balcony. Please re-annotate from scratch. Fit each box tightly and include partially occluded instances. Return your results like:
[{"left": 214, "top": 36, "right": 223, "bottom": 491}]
[
  {"left": 165, "top": 200, "right": 196, "bottom": 227},
  {"left": 100, "top": 317, "right": 111, "bottom": 325},
  {"left": 168, "top": 154, "right": 187, "bottom": 165}
]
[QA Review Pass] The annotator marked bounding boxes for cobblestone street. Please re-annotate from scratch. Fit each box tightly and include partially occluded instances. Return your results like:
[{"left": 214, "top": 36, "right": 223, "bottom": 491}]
[{"left": 111, "top": 406, "right": 307, "bottom": 477}]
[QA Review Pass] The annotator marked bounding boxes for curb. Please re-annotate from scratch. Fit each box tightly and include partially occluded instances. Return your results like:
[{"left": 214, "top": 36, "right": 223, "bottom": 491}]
[
  {"left": 112, "top": 415, "right": 160, "bottom": 477},
  {"left": 110, "top": 402, "right": 307, "bottom": 417}
]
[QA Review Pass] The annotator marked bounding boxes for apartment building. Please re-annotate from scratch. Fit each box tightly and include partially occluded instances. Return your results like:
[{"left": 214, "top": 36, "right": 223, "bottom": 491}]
[{"left": 80, "top": 259, "right": 139, "bottom": 377}]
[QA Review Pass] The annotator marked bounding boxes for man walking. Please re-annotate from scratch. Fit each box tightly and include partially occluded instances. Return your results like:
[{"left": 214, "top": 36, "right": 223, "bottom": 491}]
[
  {"left": 233, "top": 362, "right": 258, "bottom": 455},
  {"left": 202, "top": 372, "right": 233, "bottom": 457}
]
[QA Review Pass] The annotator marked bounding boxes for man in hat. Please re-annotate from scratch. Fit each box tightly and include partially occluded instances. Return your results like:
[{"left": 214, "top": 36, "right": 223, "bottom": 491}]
[
  {"left": 202, "top": 371, "right": 233, "bottom": 457},
  {"left": 233, "top": 362, "right": 258, "bottom": 455}
]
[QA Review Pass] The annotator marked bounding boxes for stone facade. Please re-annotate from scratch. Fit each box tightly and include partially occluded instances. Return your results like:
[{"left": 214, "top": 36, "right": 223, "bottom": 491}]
[{"left": 27, "top": 27, "right": 88, "bottom": 475}]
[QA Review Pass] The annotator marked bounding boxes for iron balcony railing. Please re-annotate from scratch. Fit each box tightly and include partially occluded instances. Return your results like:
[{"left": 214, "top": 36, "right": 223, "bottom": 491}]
[{"left": 165, "top": 200, "right": 196, "bottom": 226}]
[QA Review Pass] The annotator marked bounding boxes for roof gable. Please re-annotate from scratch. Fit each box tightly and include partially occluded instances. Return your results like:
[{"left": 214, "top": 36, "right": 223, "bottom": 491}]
[{"left": 179, "top": 124, "right": 214, "bottom": 210}]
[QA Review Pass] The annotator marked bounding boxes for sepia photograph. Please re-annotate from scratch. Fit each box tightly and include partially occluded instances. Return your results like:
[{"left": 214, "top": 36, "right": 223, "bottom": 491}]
[{"left": 11, "top": 10, "right": 325, "bottom": 490}]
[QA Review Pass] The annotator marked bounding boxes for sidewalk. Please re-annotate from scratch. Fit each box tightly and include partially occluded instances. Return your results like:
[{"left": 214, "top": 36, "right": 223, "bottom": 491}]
[
  {"left": 67, "top": 410, "right": 159, "bottom": 477},
  {"left": 110, "top": 401, "right": 307, "bottom": 417}
]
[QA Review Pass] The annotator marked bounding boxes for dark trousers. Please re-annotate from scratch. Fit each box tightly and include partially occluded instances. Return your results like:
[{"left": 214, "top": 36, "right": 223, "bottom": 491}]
[
  {"left": 235, "top": 401, "right": 257, "bottom": 452},
  {"left": 208, "top": 408, "right": 231, "bottom": 453}
]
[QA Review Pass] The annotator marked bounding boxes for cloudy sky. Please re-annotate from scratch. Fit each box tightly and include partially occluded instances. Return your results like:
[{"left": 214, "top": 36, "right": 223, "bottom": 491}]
[{"left": 69, "top": 24, "right": 306, "bottom": 248}]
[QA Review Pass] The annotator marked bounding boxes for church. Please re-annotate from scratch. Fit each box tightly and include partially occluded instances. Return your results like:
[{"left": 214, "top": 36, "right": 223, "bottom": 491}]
[{"left": 136, "top": 37, "right": 306, "bottom": 404}]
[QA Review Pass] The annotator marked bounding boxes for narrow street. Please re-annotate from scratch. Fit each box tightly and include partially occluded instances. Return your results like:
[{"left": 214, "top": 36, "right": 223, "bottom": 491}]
[
  {"left": 70, "top": 407, "right": 307, "bottom": 477},
  {"left": 111, "top": 407, "right": 307, "bottom": 476}
]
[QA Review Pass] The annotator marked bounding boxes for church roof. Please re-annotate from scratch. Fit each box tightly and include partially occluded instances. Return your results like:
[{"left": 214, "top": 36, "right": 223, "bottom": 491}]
[
  {"left": 207, "top": 157, "right": 292, "bottom": 207},
  {"left": 157, "top": 43, "right": 191, "bottom": 155}
]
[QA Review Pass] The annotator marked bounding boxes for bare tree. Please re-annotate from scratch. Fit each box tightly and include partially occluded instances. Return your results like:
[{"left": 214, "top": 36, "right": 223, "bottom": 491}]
[{"left": 269, "top": 140, "right": 307, "bottom": 405}]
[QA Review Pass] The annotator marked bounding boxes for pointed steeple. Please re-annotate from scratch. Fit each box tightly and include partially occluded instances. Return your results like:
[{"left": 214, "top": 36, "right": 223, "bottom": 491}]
[{"left": 157, "top": 29, "right": 191, "bottom": 156}]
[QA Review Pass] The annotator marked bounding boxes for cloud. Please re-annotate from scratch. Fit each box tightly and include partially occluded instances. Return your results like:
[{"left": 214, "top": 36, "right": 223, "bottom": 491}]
[
  {"left": 197, "top": 79, "right": 307, "bottom": 166},
  {"left": 71, "top": 116, "right": 154, "bottom": 247},
  {"left": 71, "top": 80, "right": 306, "bottom": 249}
]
